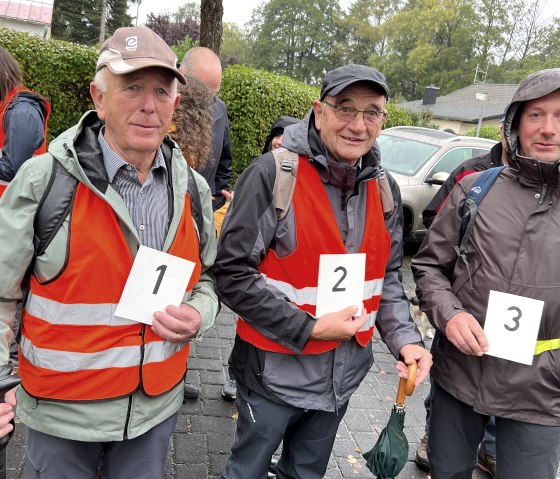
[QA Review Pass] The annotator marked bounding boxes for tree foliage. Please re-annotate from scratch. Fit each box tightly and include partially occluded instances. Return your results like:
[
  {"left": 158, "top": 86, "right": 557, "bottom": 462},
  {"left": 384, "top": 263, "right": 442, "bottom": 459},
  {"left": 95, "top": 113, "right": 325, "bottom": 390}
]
[
  {"left": 145, "top": 10, "right": 199, "bottom": 47},
  {"left": 52, "top": 0, "right": 133, "bottom": 44}
]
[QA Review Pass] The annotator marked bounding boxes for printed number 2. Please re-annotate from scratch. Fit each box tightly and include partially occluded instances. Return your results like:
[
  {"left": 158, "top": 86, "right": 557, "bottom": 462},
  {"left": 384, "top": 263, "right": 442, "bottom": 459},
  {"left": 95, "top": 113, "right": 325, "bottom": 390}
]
[
  {"left": 332, "top": 266, "right": 347, "bottom": 292},
  {"left": 504, "top": 306, "right": 521, "bottom": 332},
  {"left": 153, "top": 264, "right": 167, "bottom": 295}
]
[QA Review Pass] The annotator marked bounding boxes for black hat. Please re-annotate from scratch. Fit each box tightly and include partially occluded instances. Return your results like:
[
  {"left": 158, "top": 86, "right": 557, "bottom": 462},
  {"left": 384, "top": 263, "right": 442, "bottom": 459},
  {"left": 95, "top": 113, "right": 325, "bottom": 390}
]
[{"left": 320, "top": 64, "right": 389, "bottom": 101}]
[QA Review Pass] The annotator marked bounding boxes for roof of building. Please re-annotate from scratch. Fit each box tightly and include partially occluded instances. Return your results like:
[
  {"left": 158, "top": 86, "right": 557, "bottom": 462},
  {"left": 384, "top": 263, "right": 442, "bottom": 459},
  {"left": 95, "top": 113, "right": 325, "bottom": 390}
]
[
  {"left": 0, "top": 0, "right": 53, "bottom": 25},
  {"left": 397, "top": 83, "right": 519, "bottom": 123}
]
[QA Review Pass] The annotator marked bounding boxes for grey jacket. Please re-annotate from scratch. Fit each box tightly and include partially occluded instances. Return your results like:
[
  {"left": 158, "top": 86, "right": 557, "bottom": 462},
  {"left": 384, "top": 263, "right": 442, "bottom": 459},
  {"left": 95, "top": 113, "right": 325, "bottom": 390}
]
[
  {"left": 412, "top": 70, "right": 560, "bottom": 426},
  {"left": 214, "top": 111, "right": 422, "bottom": 412}
]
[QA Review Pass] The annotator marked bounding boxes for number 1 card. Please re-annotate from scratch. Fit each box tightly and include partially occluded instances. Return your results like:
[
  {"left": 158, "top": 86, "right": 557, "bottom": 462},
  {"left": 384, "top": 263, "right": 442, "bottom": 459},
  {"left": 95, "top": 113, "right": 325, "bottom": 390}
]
[
  {"left": 315, "top": 253, "right": 366, "bottom": 318},
  {"left": 114, "top": 245, "right": 196, "bottom": 325}
]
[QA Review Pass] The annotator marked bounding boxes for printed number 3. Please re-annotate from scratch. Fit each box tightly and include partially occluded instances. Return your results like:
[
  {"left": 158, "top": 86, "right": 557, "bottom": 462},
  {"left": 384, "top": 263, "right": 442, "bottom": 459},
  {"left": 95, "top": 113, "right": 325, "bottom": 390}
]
[
  {"left": 153, "top": 264, "right": 167, "bottom": 295},
  {"left": 504, "top": 306, "right": 521, "bottom": 332},
  {"left": 332, "top": 266, "right": 347, "bottom": 292}
]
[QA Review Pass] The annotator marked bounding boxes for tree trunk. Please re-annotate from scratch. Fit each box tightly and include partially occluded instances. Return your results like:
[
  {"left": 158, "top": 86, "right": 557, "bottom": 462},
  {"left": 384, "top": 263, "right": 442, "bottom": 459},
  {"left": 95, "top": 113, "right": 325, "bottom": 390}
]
[
  {"left": 99, "top": 0, "right": 108, "bottom": 43},
  {"left": 200, "top": 0, "right": 223, "bottom": 54}
]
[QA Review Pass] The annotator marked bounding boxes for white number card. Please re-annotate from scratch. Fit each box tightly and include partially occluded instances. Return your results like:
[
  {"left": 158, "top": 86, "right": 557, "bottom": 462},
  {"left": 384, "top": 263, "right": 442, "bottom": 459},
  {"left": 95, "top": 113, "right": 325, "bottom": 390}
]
[
  {"left": 315, "top": 253, "right": 366, "bottom": 318},
  {"left": 114, "top": 245, "right": 196, "bottom": 325},
  {"left": 484, "top": 290, "right": 544, "bottom": 365}
]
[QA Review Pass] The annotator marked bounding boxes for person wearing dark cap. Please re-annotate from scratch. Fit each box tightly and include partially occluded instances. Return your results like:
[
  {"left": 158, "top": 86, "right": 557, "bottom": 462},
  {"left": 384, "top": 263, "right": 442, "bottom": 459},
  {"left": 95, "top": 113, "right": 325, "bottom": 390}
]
[
  {"left": 261, "top": 115, "right": 300, "bottom": 154},
  {"left": 412, "top": 68, "right": 560, "bottom": 479},
  {"left": 0, "top": 26, "right": 218, "bottom": 478},
  {"left": 214, "top": 64, "right": 432, "bottom": 478}
]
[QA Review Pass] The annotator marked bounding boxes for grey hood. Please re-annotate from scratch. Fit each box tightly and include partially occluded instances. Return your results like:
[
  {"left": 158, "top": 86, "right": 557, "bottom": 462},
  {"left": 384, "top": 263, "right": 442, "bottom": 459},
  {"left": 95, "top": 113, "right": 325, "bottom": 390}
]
[{"left": 503, "top": 68, "right": 560, "bottom": 163}]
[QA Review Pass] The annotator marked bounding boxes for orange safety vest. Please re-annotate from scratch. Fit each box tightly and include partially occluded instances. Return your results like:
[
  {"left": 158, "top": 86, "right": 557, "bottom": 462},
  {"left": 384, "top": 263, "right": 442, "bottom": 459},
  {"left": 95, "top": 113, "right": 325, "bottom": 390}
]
[
  {"left": 0, "top": 87, "right": 51, "bottom": 197},
  {"left": 19, "top": 183, "right": 201, "bottom": 401},
  {"left": 237, "top": 157, "right": 391, "bottom": 354}
]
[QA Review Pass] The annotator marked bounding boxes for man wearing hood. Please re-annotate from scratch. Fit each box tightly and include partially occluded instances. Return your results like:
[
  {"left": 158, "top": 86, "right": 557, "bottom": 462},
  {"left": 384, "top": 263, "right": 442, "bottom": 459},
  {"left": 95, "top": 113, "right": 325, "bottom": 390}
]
[
  {"left": 412, "top": 69, "right": 560, "bottom": 478},
  {"left": 214, "top": 64, "right": 432, "bottom": 478}
]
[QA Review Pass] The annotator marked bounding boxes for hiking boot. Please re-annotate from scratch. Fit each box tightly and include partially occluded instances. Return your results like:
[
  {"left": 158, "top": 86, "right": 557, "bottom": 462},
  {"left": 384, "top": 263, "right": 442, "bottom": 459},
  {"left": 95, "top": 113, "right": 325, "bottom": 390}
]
[
  {"left": 221, "top": 378, "right": 237, "bottom": 401},
  {"left": 477, "top": 448, "right": 496, "bottom": 478},
  {"left": 415, "top": 433, "right": 430, "bottom": 472}
]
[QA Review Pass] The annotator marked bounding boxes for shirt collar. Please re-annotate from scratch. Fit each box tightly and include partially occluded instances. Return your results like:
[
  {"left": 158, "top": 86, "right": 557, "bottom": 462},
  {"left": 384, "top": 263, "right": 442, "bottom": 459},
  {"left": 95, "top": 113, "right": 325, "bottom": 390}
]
[{"left": 98, "top": 127, "right": 167, "bottom": 183}]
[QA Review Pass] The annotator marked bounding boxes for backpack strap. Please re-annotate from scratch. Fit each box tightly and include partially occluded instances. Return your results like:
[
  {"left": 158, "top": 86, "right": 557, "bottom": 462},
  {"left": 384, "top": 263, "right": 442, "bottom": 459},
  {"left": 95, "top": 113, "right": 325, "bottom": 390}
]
[
  {"left": 34, "top": 158, "right": 78, "bottom": 256},
  {"left": 271, "top": 148, "right": 299, "bottom": 221},
  {"left": 454, "top": 166, "right": 505, "bottom": 292}
]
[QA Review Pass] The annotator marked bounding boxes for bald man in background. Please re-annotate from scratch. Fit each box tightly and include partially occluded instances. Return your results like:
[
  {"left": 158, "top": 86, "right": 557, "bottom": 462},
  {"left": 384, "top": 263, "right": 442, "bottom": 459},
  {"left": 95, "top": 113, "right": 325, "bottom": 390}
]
[{"left": 180, "top": 47, "right": 236, "bottom": 401}]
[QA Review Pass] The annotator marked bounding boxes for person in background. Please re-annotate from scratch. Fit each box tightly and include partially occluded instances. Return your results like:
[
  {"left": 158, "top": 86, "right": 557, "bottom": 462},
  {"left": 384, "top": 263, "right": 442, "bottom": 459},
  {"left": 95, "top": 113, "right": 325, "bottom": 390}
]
[
  {"left": 0, "top": 46, "right": 50, "bottom": 196},
  {"left": 180, "top": 47, "right": 236, "bottom": 401},
  {"left": 415, "top": 119, "right": 507, "bottom": 477},
  {"left": 0, "top": 26, "right": 218, "bottom": 478},
  {"left": 412, "top": 68, "right": 560, "bottom": 479},
  {"left": 261, "top": 115, "right": 299, "bottom": 154},
  {"left": 215, "top": 64, "right": 432, "bottom": 478}
]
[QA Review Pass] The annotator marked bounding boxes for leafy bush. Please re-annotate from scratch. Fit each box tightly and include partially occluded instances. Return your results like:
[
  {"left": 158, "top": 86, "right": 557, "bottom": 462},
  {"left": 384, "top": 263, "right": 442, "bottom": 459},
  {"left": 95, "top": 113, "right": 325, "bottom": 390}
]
[
  {"left": 385, "top": 103, "right": 414, "bottom": 128},
  {"left": 220, "top": 65, "right": 319, "bottom": 175},
  {"left": 464, "top": 125, "right": 501, "bottom": 141},
  {"left": 0, "top": 27, "right": 97, "bottom": 141}
]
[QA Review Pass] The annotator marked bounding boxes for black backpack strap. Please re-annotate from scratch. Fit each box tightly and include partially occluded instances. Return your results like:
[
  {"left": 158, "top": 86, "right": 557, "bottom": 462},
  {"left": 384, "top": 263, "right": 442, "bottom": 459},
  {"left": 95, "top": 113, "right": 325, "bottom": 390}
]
[
  {"left": 187, "top": 164, "right": 203, "bottom": 248},
  {"left": 454, "top": 166, "right": 504, "bottom": 292},
  {"left": 271, "top": 148, "right": 299, "bottom": 221}
]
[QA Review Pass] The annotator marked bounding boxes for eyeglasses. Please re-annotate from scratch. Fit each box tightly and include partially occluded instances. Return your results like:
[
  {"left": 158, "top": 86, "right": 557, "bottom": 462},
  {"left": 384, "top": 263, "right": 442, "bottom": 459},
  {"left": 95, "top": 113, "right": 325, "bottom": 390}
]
[{"left": 324, "top": 101, "right": 387, "bottom": 125}]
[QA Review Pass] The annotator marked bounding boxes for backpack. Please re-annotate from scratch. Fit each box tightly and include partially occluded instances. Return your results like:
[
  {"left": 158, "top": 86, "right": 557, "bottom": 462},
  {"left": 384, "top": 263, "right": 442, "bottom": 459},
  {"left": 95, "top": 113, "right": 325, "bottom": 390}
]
[
  {"left": 454, "top": 166, "right": 505, "bottom": 292},
  {"left": 270, "top": 148, "right": 394, "bottom": 221}
]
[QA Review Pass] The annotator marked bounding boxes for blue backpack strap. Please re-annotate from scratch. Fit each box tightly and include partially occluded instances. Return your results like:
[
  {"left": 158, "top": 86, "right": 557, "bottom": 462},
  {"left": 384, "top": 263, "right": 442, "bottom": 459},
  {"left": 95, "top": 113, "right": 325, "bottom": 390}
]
[{"left": 454, "top": 166, "right": 505, "bottom": 292}]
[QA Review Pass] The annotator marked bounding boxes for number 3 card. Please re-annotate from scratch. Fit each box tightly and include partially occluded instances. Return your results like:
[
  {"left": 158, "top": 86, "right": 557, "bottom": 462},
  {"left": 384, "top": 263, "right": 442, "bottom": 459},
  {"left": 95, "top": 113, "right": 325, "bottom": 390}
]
[
  {"left": 315, "top": 253, "right": 366, "bottom": 318},
  {"left": 115, "top": 245, "right": 196, "bottom": 325},
  {"left": 484, "top": 290, "right": 544, "bottom": 365}
]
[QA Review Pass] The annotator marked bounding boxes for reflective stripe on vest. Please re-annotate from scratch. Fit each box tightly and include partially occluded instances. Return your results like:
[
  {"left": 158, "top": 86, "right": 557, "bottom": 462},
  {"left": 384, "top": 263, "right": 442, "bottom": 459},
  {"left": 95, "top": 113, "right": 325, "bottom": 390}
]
[
  {"left": 237, "top": 156, "right": 391, "bottom": 354},
  {"left": 534, "top": 338, "right": 560, "bottom": 355},
  {"left": 0, "top": 88, "right": 51, "bottom": 198},
  {"left": 20, "top": 182, "right": 201, "bottom": 401}
]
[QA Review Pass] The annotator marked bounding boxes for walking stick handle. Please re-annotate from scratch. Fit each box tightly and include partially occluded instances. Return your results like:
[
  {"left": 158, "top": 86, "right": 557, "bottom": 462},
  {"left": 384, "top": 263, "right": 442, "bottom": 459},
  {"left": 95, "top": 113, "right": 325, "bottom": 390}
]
[{"left": 396, "top": 361, "right": 417, "bottom": 406}]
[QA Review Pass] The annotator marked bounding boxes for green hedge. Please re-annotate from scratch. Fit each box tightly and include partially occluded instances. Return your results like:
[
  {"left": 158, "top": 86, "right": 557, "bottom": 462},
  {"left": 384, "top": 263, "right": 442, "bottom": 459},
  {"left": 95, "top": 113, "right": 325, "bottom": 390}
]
[
  {"left": 0, "top": 27, "right": 97, "bottom": 141},
  {"left": 464, "top": 125, "right": 501, "bottom": 141},
  {"left": 1, "top": 29, "right": 415, "bottom": 177}
]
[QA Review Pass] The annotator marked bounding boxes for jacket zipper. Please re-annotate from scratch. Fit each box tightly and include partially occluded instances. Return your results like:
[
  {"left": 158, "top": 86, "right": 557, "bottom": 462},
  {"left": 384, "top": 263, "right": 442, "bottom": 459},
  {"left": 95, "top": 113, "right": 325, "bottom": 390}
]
[{"left": 123, "top": 325, "right": 145, "bottom": 440}]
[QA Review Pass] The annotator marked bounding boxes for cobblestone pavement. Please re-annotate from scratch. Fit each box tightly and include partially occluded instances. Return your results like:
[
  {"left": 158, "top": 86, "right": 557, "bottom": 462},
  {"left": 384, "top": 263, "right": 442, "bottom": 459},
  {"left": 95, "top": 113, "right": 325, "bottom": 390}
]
[{"left": 3, "top": 251, "right": 543, "bottom": 478}]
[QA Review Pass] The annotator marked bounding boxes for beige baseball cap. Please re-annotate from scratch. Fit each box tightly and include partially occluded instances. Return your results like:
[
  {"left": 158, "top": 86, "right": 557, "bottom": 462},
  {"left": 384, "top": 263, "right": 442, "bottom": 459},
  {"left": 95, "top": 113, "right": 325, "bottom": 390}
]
[{"left": 96, "top": 26, "right": 186, "bottom": 84}]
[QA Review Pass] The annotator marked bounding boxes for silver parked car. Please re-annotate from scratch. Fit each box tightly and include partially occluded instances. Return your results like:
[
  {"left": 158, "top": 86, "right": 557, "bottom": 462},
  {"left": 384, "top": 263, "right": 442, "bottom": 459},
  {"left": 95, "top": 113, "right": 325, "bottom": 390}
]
[{"left": 378, "top": 126, "right": 497, "bottom": 243}]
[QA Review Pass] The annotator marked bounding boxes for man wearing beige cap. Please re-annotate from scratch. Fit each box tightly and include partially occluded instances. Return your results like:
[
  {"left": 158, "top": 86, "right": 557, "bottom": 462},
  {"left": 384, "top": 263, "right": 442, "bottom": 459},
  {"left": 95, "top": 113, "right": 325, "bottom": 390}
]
[{"left": 0, "top": 26, "right": 218, "bottom": 478}]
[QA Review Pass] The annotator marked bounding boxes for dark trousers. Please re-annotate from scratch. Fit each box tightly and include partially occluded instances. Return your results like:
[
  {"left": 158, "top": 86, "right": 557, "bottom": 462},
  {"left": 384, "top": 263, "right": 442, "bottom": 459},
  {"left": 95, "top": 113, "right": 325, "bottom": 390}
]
[
  {"left": 428, "top": 381, "right": 560, "bottom": 479},
  {"left": 25, "top": 412, "right": 178, "bottom": 479},
  {"left": 221, "top": 382, "right": 348, "bottom": 479}
]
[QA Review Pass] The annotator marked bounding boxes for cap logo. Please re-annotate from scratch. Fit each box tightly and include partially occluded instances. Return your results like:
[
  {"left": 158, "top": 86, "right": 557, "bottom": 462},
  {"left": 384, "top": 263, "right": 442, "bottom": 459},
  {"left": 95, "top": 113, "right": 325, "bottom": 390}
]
[{"left": 125, "top": 36, "right": 138, "bottom": 51}]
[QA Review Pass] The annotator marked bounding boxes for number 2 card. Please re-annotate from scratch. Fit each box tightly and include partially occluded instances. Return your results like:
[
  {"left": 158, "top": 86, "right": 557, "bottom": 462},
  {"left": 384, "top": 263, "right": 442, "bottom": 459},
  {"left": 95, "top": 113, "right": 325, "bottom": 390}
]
[
  {"left": 484, "top": 290, "right": 544, "bottom": 365},
  {"left": 315, "top": 253, "right": 366, "bottom": 318},
  {"left": 114, "top": 245, "right": 196, "bottom": 325}
]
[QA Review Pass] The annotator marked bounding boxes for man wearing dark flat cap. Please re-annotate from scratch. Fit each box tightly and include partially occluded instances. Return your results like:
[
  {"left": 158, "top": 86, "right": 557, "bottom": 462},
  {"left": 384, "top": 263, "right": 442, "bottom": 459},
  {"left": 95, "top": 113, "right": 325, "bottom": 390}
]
[
  {"left": 0, "top": 26, "right": 218, "bottom": 478},
  {"left": 215, "top": 64, "right": 432, "bottom": 478}
]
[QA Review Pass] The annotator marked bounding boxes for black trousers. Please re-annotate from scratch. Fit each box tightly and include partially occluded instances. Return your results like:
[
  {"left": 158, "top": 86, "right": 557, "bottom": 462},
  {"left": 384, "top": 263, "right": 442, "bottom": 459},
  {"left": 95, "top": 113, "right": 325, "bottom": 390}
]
[
  {"left": 221, "top": 382, "right": 348, "bottom": 479},
  {"left": 428, "top": 380, "right": 560, "bottom": 479}
]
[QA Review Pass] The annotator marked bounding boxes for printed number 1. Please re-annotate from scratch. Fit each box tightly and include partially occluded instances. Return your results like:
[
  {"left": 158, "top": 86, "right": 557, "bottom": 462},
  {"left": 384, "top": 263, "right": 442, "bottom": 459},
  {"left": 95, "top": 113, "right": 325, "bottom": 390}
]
[
  {"left": 332, "top": 266, "right": 347, "bottom": 292},
  {"left": 153, "top": 264, "right": 167, "bottom": 295}
]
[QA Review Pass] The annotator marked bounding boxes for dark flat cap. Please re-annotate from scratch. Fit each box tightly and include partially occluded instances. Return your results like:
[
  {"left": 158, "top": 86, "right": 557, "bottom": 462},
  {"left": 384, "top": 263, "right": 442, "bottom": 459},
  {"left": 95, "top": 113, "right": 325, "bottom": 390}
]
[{"left": 320, "top": 64, "right": 389, "bottom": 100}]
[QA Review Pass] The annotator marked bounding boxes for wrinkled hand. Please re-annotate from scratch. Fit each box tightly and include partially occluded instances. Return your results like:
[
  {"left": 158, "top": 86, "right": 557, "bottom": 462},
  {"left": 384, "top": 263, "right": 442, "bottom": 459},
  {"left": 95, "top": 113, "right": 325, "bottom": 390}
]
[
  {"left": 152, "top": 304, "right": 202, "bottom": 343},
  {"left": 397, "top": 345, "right": 432, "bottom": 386},
  {"left": 445, "top": 311, "right": 488, "bottom": 356},
  {"left": 310, "top": 306, "right": 367, "bottom": 342},
  {"left": 0, "top": 389, "right": 15, "bottom": 439}
]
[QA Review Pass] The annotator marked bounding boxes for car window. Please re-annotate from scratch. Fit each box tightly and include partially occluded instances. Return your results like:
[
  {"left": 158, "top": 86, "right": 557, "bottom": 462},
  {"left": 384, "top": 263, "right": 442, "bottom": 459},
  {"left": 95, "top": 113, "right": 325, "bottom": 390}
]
[
  {"left": 427, "top": 147, "right": 490, "bottom": 178},
  {"left": 378, "top": 135, "right": 439, "bottom": 175}
]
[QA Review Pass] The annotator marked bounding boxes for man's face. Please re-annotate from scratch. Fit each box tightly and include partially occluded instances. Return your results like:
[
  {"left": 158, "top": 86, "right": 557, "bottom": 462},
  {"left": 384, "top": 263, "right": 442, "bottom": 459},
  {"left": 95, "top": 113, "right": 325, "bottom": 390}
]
[
  {"left": 312, "top": 83, "right": 386, "bottom": 165},
  {"left": 90, "top": 67, "right": 180, "bottom": 165},
  {"left": 271, "top": 134, "right": 283, "bottom": 150},
  {"left": 518, "top": 89, "right": 560, "bottom": 163}
]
